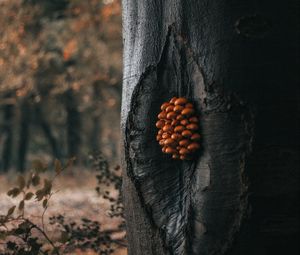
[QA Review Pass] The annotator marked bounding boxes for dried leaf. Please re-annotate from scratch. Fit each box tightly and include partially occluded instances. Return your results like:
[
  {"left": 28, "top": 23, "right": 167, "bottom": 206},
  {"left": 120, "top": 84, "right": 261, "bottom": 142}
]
[
  {"left": 24, "top": 192, "right": 34, "bottom": 200},
  {"left": 35, "top": 189, "right": 45, "bottom": 201},
  {"left": 32, "top": 174, "right": 40, "bottom": 186},
  {"left": 18, "top": 200, "right": 25, "bottom": 211},
  {"left": 42, "top": 199, "right": 48, "bottom": 209},
  {"left": 43, "top": 179, "right": 52, "bottom": 195},
  {"left": 7, "top": 206, "right": 16, "bottom": 216},
  {"left": 7, "top": 188, "right": 21, "bottom": 198}
]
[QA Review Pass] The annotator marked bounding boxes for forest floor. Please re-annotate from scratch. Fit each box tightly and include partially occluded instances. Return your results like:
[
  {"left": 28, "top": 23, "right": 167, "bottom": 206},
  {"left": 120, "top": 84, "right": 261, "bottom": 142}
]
[{"left": 0, "top": 168, "right": 127, "bottom": 255}]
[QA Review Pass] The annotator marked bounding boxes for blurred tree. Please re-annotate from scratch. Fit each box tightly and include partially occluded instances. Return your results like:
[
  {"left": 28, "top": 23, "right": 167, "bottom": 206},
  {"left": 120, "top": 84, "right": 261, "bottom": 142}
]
[
  {"left": 1, "top": 92, "right": 15, "bottom": 171},
  {"left": 0, "top": 0, "right": 122, "bottom": 171}
]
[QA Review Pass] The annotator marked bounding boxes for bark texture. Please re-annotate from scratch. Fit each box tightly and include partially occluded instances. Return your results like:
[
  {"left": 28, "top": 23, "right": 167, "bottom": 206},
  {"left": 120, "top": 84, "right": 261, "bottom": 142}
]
[{"left": 121, "top": 1, "right": 299, "bottom": 255}]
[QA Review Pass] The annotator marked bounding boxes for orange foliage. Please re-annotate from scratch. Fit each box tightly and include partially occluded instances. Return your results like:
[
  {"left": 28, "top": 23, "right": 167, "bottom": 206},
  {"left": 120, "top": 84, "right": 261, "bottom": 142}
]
[
  {"left": 101, "top": 1, "right": 121, "bottom": 21},
  {"left": 63, "top": 39, "right": 78, "bottom": 61}
]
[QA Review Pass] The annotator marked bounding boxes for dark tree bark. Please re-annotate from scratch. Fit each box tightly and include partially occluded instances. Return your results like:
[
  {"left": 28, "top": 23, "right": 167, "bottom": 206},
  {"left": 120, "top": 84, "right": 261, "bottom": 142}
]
[
  {"left": 17, "top": 99, "right": 31, "bottom": 172},
  {"left": 121, "top": 1, "right": 299, "bottom": 255},
  {"left": 64, "top": 89, "right": 81, "bottom": 160},
  {"left": 1, "top": 99, "right": 14, "bottom": 172},
  {"left": 90, "top": 81, "right": 103, "bottom": 151},
  {"left": 34, "top": 103, "right": 60, "bottom": 159}
]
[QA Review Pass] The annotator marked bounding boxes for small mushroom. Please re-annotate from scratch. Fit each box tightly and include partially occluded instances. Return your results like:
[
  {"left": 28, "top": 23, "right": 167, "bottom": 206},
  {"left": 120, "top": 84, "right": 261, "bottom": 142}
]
[
  {"left": 171, "top": 133, "right": 182, "bottom": 140},
  {"left": 181, "top": 108, "right": 195, "bottom": 116},
  {"left": 174, "top": 97, "right": 188, "bottom": 105},
  {"left": 189, "top": 117, "right": 198, "bottom": 123},
  {"left": 166, "top": 111, "right": 177, "bottom": 119},
  {"left": 162, "top": 132, "right": 170, "bottom": 139},
  {"left": 166, "top": 105, "right": 174, "bottom": 113},
  {"left": 156, "top": 97, "right": 201, "bottom": 160},
  {"left": 161, "top": 102, "right": 170, "bottom": 111},
  {"left": 179, "top": 148, "right": 189, "bottom": 155},
  {"left": 182, "top": 129, "right": 192, "bottom": 137},
  {"left": 174, "top": 125, "right": 185, "bottom": 133},
  {"left": 174, "top": 105, "right": 184, "bottom": 112},
  {"left": 170, "top": 97, "right": 177, "bottom": 104},
  {"left": 186, "top": 123, "right": 199, "bottom": 130},
  {"left": 190, "top": 133, "right": 201, "bottom": 141},
  {"left": 156, "top": 120, "right": 165, "bottom": 128},
  {"left": 179, "top": 139, "right": 190, "bottom": 147},
  {"left": 187, "top": 142, "right": 200, "bottom": 151},
  {"left": 158, "top": 111, "right": 167, "bottom": 119},
  {"left": 176, "top": 115, "right": 185, "bottom": 121},
  {"left": 180, "top": 119, "right": 189, "bottom": 126},
  {"left": 164, "top": 138, "right": 176, "bottom": 146},
  {"left": 163, "top": 124, "right": 173, "bottom": 132},
  {"left": 165, "top": 147, "right": 175, "bottom": 154}
]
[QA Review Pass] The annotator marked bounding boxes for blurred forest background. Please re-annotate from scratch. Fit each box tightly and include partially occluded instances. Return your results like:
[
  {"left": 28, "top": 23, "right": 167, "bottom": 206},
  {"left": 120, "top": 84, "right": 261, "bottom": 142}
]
[
  {"left": 0, "top": 0, "right": 122, "bottom": 172},
  {"left": 0, "top": 0, "right": 125, "bottom": 254}
]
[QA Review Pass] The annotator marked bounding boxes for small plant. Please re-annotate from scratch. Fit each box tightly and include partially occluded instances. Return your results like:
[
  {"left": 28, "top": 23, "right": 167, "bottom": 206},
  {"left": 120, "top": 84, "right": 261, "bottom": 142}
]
[
  {"left": 0, "top": 158, "right": 75, "bottom": 255},
  {"left": 91, "top": 151, "right": 124, "bottom": 219},
  {"left": 0, "top": 156, "right": 126, "bottom": 255},
  {"left": 49, "top": 215, "right": 126, "bottom": 254}
]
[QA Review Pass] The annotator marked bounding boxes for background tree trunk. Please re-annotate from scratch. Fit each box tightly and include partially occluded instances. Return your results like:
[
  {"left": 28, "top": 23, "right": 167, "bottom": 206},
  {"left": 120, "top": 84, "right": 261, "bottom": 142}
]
[
  {"left": 121, "top": 0, "right": 299, "bottom": 255},
  {"left": 1, "top": 96, "right": 14, "bottom": 172},
  {"left": 34, "top": 103, "right": 60, "bottom": 160},
  {"left": 17, "top": 99, "right": 31, "bottom": 172},
  {"left": 64, "top": 89, "right": 81, "bottom": 161}
]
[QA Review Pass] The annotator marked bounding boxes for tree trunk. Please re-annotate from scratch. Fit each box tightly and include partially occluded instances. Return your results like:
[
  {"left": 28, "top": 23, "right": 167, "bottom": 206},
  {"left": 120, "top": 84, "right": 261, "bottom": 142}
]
[
  {"left": 34, "top": 103, "right": 60, "bottom": 160},
  {"left": 17, "top": 99, "right": 31, "bottom": 172},
  {"left": 90, "top": 81, "right": 102, "bottom": 151},
  {"left": 121, "top": 1, "right": 299, "bottom": 255},
  {"left": 64, "top": 89, "right": 81, "bottom": 161},
  {"left": 1, "top": 100, "right": 14, "bottom": 172}
]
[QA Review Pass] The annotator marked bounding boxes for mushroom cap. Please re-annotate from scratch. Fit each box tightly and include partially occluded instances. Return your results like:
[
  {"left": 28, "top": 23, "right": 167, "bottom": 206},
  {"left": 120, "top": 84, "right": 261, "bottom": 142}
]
[{"left": 156, "top": 97, "right": 201, "bottom": 160}]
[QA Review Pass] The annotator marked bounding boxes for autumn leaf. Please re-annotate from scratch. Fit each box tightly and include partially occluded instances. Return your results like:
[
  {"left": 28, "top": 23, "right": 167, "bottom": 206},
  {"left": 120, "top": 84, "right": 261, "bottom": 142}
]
[
  {"left": 7, "top": 206, "right": 16, "bottom": 216},
  {"left": 7, "top": 188, "right": 21, "bottom": 198},
  {"left": 63, "top": 39, "right": 77, "bottom": 61},
  {"left": 24, "top": 192, "right": 34, "bottom": 200},
  {"left": 18, "top": 200, "right": 25, "bottom": 211}
]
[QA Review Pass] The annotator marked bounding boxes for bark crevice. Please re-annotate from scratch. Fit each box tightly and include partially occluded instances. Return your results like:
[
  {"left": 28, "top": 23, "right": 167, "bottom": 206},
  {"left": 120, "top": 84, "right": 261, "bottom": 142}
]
[{"left": 124, "top": 26, "right": 255, "bottom": 255}]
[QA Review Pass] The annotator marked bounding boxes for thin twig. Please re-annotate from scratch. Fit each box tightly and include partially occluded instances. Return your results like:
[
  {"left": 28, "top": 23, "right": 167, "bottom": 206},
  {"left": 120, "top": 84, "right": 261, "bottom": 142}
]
[{"left": 25, "top": 219, "right": 60, "bottom": 255}]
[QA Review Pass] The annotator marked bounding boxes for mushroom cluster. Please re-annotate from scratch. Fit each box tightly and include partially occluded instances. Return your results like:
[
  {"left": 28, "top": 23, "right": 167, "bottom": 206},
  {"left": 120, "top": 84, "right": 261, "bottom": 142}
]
[{"left": 156, "top": 97, "right": 201, "bottom": 160}]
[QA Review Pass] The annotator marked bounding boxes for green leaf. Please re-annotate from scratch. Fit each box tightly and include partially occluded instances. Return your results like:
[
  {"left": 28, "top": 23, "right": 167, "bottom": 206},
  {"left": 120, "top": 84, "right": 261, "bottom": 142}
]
[
  {"left": 54, "top": 159, "right": 62, "bottom": 174},
  {"left": 7, "top": 206, "right": 16, "bottom": 216},
  {"left": 24, "top": 192, "right": 34, "bottom": 200}
]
